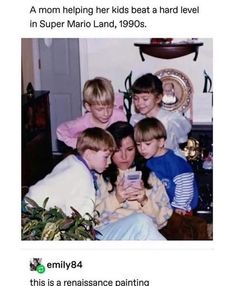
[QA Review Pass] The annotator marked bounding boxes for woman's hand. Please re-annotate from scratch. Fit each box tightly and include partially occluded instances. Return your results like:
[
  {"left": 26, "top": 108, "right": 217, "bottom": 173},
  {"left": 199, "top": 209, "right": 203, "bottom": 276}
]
[
  {"left": 126, "top": 181, "right": 148, "bottom": 206},
  {"left": 115, "top": 177, "right": 131, "bottom": 204}
]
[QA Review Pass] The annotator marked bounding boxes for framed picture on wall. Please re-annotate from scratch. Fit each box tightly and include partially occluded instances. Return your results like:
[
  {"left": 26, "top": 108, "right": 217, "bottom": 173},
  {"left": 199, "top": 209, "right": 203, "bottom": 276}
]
[{"left": 155, "top": 68, "right": 193, "bottom": 113}]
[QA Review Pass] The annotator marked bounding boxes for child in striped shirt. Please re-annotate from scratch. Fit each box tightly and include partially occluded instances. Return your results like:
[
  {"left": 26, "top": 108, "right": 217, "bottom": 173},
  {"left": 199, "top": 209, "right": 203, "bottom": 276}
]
[{"left": 134, "top": 117, "right": 198, "bottom": 215}]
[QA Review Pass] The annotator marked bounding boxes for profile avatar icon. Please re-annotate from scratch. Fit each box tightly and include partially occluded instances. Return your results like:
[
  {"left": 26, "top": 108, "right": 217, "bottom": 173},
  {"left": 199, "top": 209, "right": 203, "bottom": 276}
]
[{"left": 30, "top": 258, "right": 42, "bottom": 271}]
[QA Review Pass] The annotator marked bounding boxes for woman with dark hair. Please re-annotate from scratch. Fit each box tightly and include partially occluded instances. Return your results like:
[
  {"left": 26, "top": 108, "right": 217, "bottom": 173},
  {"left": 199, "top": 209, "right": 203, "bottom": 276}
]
[
  {"left": 102, "top": 121, "right": 152, "bottom": 192},
  {"left": 95, "top": 121, "right": 173, "bottom": 239}
]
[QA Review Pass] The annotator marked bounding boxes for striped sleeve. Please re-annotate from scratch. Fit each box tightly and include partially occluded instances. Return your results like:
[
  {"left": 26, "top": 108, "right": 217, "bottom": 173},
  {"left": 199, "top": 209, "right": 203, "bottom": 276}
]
[{"left": 171, "top": 172, "right": 194, "bottom": 211}]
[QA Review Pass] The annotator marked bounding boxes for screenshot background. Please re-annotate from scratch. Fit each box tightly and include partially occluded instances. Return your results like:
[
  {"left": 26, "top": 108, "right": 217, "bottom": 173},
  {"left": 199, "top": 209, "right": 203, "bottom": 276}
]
[{"left": 1, "top": 0, "right": 234, "bottom": 284}]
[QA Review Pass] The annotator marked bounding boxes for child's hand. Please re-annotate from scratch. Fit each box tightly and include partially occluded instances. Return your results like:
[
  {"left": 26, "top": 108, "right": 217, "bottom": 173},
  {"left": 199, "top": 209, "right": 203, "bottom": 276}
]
[{"left": 174, "top": 208, "right": 187, "bottom": 215}]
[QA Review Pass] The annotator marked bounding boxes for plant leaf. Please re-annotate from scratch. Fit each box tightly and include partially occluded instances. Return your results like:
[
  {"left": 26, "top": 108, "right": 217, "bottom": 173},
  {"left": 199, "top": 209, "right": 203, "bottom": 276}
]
[
  {"left": 42, "top": 197, "right": 49, "bottom": 209},
  {"left": 24, "top": 196, "right": 40, "bottom": 208}
]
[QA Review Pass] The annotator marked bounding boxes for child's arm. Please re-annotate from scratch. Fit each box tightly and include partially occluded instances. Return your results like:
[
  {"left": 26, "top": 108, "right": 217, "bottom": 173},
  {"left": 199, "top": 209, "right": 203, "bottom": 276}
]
[
  {"left": 56, "top": 117, "right": 83, "bottom": 149},
  {"left": 171, "top": 172, "right": 195, "bottom": 211},
  {"left": 167, "top": 112, "right": 191, "bottom": 147}
]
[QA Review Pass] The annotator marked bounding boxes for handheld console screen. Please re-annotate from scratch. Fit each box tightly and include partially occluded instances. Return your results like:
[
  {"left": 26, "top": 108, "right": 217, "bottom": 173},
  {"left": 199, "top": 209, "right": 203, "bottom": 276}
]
[{"left": 124, "top": 171, "right": 142, "bottom": 185}]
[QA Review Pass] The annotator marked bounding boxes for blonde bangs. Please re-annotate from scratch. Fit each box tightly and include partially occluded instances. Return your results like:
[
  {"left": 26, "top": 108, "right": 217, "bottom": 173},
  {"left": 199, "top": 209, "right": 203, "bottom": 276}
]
[
  {"left": 134, "top": 117, "right": 167, "bottom": 142},
  {"left": 83, "top": 77, "right": 114, "bottom": 106},
  {"left": 90, "top": 91, "right": 114, "bottom": 106},
  {"left": 134, "top": 127, "right": 155, "bottom": 143}
]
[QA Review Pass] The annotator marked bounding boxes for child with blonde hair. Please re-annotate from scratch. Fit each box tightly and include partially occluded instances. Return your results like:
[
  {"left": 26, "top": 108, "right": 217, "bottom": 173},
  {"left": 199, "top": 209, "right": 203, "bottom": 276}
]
[
  {"left": 25, "top": 127, "right": 116, "bottom": 216},
  {"left": 57, "top": 77, "right": 126, "bottom": 149},
  {"left": 25, "top": 126, "right": 165, "bottom": 240},
  {"left": 134, "top": 117, "right": 198, "bottom": 215}
]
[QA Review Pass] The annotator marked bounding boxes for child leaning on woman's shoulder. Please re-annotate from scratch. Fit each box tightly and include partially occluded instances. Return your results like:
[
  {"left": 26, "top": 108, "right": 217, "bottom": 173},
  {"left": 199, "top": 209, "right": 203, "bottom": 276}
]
[
  {"left": 134, "top": 117, "right": 198, "bottom": 216},
  {"left": 24, "top": 127, "right": 116, "bottom": 216}
]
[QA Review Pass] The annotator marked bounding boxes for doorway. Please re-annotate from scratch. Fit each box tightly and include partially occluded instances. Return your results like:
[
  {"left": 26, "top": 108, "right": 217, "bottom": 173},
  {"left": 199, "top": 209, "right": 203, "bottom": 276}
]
[{"left": 38, "top": 38, "right": 82, "bottom": 152}]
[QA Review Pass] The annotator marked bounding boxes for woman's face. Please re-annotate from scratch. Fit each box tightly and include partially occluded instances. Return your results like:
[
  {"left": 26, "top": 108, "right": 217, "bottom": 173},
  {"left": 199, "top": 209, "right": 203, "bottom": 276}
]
[{"left": 112, "top": 136, "right": 136, "bottom": 170}]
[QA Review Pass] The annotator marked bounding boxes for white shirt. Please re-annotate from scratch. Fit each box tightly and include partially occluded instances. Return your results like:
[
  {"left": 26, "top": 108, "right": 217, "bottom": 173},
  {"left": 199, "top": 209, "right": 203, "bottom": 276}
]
[
  {"left": 130, "top": 108, "right": 191, "bottom": 151},
  {"left": 25, "top": 155, "right": 96, "bottom": 216}
]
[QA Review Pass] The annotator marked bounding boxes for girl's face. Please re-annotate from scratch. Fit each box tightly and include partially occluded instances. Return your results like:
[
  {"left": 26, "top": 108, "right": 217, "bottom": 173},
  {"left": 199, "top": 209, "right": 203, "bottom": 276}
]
[
  {"left": 133, "top": 93, "right": 162, "bottom": 117},
  {"left": 112, "top": 136, "right": 136, "bottom": 170},
  {"left": 86, "top": 103, "right": 114, "bottom": 124}
]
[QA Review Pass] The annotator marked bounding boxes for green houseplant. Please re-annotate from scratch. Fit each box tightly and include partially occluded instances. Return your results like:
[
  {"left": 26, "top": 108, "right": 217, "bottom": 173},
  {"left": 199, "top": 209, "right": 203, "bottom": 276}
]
[{"left": 22, "top": 197, "right": 100, "bottom": 240}]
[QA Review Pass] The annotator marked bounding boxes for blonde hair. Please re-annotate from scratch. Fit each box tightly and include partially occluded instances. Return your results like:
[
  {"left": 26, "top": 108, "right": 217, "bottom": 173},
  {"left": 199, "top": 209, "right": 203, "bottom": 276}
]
[
  {"left": 83, "top": 77, "right": 114, "bottom": 106},
  {"left": 76, "top": 127, "right": 116, "bottom": 155},
  {"left": 134, "top": 117, "right": 167, "bottom": 142}
]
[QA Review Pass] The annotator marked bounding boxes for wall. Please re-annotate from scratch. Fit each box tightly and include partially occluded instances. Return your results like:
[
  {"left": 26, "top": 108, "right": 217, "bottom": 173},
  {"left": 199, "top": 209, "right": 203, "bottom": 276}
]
[
  {"left": 79, "top": 38, "right": 213, "bottom": 123},
  {"left": 21, "top": 39, "right": 41, "bottom": 93},
  {"left": 21, "top": 39, "right": 34, "bottom": 93}
]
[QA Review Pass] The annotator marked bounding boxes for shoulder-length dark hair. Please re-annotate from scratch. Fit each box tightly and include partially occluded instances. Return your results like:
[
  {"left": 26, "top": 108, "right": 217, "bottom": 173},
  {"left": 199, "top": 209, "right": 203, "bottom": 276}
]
[
  {"left": 102, "top": 121, "right": 152, "bottom": 190},
  {"left": 131, "top": 73, "right": 163, "bottom": 96}
]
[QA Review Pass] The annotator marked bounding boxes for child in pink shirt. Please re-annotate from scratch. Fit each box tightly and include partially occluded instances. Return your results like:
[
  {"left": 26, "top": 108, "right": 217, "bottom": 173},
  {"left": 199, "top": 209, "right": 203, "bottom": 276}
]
[{"left": 57, "top": 77, "right": 127, "bottom": 149}]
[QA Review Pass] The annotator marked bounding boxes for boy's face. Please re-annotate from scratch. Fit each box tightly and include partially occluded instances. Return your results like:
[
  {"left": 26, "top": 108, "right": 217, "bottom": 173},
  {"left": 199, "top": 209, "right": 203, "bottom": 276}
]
[
  {"left": 136, "top": 139, "right": 163, "bottom": 159},
  {"left": 89, "top": 150, "right": 112, "bottom": 173},
  {"left": 133, "top": 93, "right": 162, "bottom": 117},
  {"left": 86, "top": 103, "right": 113, "bottom": 124}
]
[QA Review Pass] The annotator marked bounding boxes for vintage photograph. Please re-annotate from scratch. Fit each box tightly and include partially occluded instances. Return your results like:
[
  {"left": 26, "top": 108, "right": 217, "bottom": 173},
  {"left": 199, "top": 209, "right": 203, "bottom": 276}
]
[{"left": 21, "top": 38, "right": 213, "bottom": 241}]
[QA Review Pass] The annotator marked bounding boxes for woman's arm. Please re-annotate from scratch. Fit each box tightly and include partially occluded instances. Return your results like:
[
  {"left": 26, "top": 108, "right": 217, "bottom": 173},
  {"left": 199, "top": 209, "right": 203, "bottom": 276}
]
[
  {"left": 140, "top": 173, "right": 173, "bottom": 229},
  {"left": 95, "top": 176, "right": 123, "bottom": 214}
]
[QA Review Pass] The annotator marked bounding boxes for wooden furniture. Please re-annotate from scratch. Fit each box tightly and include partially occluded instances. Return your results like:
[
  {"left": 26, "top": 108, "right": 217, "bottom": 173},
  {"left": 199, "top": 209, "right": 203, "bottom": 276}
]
[
  {"left": 134, "top": 42, "right": 204, "bottom": 61},
  {"left": 188, "top": 124, "right": 213, "bottom": 223},
  {"left": 22, "top": 90, "right": 52, "bottom": 196}
]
